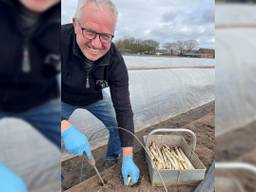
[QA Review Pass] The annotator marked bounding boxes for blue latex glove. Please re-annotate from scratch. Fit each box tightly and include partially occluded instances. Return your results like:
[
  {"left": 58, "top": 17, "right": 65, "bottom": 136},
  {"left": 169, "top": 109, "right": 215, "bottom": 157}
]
[
  {"left": 121, "top": 156, "right": 140, "bottom": 186},
  {"left": 62, "top": 126, "right": 92, "bottom": 159},
  {"left": 0, "top": 163, "right": 27, "bottom": 192}
]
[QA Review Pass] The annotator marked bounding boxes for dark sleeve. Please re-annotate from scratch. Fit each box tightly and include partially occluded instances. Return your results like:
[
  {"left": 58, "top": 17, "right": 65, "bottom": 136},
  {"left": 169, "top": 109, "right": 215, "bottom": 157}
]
[{"left": 109, "top": 56, "right": 134, "bottom": 147}]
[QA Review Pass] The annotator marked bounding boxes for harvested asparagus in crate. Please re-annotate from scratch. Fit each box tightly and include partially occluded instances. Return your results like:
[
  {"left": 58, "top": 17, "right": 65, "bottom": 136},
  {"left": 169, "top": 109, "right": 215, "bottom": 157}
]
[
  {"left": 144, "top": 128, "right": 206, "bottom": 185},
  {"left": 149, "top": 142, "right": 195, "bottom": 170}
]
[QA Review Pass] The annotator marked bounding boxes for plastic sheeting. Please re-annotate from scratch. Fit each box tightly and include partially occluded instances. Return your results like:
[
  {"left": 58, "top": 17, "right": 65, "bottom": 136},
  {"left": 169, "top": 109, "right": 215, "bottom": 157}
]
[
  {"left": 67, "top": 58, "right": 214, "bottom": 155},
  {"left": 216, "top": 3, "right": 256, "bottom": 27},
  {"left": 62, "top": 1, "right": 256, "bottom": 29},
  {"left": 215, "top": 4, "right": 256, "bottom": 136},
  {"left": 123, "top": 55, "right": 214, "bottom": 69},
  {"left": 129, "top": 68, "right": 214, "bottom": 130}
]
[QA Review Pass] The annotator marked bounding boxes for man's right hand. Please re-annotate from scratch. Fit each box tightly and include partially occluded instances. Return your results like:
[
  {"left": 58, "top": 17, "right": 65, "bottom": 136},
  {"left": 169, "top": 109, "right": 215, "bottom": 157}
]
[
  {"left": 0, "top": 162, "right": 28, "bottom": 192},
  {"left": 62, "top": 126, "right": 92, "bottom": 159}
]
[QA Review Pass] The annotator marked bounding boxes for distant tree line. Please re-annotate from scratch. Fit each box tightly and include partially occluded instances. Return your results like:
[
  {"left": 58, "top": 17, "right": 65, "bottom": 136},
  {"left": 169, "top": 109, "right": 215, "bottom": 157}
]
[
  {"left": 163, "top": 40, "right": 199, "bottom": 56},
  {"left": 115, "top": 38, "right": 159, "bottom": 55},
  {"left": 115, "top": 38, "right": 199, "bottom": 56}
]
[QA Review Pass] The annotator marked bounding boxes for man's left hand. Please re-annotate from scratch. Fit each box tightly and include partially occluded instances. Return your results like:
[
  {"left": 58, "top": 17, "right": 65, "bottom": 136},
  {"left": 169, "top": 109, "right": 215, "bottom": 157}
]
[{"left": 121, "top": 156, "right": 140, "bottom": 186}]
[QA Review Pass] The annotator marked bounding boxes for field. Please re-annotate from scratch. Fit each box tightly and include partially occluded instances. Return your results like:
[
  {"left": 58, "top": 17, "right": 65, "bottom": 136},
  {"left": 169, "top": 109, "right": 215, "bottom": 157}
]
[
  {"left": 62, "top": 102, "right": 214, "bottom": 192},
  {"left": 216, "top": 121, "right": 256, "bottom": 192}
]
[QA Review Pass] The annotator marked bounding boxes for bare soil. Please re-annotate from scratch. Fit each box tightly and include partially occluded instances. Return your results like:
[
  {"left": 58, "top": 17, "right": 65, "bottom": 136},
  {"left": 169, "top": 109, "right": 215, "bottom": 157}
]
[
  {"left": 63, "top": 102, "right": 215, "bottom": 192},
  {"left": 216, "top": 121, "right": 256, "bottom": 192}
]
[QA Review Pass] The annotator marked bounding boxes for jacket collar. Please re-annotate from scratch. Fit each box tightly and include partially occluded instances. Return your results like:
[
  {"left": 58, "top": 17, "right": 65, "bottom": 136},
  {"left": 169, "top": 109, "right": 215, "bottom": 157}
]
[{"left": 72, "top": 31, "right": 111, "bottom": 67}]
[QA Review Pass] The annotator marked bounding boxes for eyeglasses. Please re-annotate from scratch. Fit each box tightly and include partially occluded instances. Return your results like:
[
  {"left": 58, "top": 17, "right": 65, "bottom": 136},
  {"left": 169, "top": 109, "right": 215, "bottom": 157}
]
[{"left": 77, "top": 21, "right": 114, "bottom": 44}]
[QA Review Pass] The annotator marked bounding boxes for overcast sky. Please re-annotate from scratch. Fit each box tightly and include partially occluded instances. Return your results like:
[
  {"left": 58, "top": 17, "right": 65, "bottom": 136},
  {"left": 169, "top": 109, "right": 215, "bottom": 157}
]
[{"left": 62, "top": 0, "right": 214, "bottom": 48}]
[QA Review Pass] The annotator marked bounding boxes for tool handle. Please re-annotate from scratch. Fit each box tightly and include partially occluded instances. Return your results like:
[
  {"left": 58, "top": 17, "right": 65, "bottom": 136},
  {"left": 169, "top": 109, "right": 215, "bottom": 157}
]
[
  {"left": 88, "top": 157, "right": 96, "bottom": 166},
  {"left": 145, "top": 128, "right": 197, "bottom": 152},
  {"left": 82, "top": 153, "right": 96, "bottom": 166},
  {"left": 216, "top": 162, "right": 256, "bottom": 174}
]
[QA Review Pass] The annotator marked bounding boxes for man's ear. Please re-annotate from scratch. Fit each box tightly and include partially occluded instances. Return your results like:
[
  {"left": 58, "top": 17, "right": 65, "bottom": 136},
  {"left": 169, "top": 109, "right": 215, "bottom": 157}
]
[{"left": 72, "top": 18, "right": 77, "bottom": 34}]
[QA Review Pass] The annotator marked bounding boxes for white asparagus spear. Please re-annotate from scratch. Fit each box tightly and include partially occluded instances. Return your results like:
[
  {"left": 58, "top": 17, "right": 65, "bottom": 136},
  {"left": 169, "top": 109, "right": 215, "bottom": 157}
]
[{"left": 178, "top": 147, "right": 195, "bottom": 169}]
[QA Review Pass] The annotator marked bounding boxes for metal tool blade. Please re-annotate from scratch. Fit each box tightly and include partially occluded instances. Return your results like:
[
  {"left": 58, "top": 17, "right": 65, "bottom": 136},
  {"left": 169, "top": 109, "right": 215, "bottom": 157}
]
[
  {"left": 81, "top": 153, "right": 105, "bottom": 186},
  {"left": 92, "top": 164, "right": 105, "bottom": 185}
]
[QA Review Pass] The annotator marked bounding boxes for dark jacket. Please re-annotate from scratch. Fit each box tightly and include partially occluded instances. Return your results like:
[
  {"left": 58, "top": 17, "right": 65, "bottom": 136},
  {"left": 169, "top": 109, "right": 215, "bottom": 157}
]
[
  {"left": 61, "top": 24, "right": 134, "bottom": 147},
  {"left": 0, "top": 0, "right": 60, "bottom": 112}
]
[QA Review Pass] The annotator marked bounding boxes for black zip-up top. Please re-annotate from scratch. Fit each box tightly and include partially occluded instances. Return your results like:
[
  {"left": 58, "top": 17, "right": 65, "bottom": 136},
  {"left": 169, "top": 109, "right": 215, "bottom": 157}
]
[
  {"left": 0, "top": 0, "right": 60, "bottom": 112},
  {"left": 61, "top": 24, "right": 134, "bottom": 147}
]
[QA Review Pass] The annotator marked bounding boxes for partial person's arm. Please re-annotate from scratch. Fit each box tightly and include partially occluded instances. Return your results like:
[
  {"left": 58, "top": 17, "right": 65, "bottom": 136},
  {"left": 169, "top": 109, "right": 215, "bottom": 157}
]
[
  {"left": 109, "top": 50, "right": 140, "bottom": 185},
  {"left": 61, "top": 120, "right": 72, "bottom": 133},
  {"left": 109, "top": 55, "right": 134, "bottom": 148},
  {"left": 61, "top": 120, "right": 92, "bottom": 159}
]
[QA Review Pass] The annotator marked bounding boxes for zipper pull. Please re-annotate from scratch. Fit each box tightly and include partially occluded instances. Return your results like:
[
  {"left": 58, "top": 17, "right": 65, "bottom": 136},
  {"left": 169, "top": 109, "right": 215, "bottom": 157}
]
[
  {"left": 85, "top": 76, "right": 90, "bottom": 88},
  {"left": 22, "top": 45, "right": 31, "bottom": 73}
]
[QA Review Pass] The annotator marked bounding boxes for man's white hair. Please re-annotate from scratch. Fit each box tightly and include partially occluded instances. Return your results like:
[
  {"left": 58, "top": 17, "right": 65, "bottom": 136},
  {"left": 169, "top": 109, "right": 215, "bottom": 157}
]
[{"left": 74, "top": 0, "right": 118, "bottom": 20}]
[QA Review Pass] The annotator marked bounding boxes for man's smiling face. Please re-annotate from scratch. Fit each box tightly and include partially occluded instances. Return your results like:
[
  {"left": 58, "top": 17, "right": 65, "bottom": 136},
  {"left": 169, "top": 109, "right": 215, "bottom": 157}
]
[{"left": 73, "top": 2, "right": 116, "bottom": 61}]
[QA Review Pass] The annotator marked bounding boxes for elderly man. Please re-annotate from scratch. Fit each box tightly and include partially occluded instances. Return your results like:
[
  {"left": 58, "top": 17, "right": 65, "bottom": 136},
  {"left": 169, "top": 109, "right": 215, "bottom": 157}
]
[
  {"left": 61, "top": 0, "right": 140, "bottom": 186},
  {"left": 0, "top": 0, "right": 60, "bottom": 191}
]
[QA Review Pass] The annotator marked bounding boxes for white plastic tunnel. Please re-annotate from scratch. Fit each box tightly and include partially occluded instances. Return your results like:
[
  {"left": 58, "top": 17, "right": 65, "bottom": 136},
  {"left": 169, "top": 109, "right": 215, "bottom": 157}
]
[
  {"left": 215, "top": 3, "right": 256, "bottom": 136},
  {"left": 68, "top": 57, "right": 214, "bottom": 156}
]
